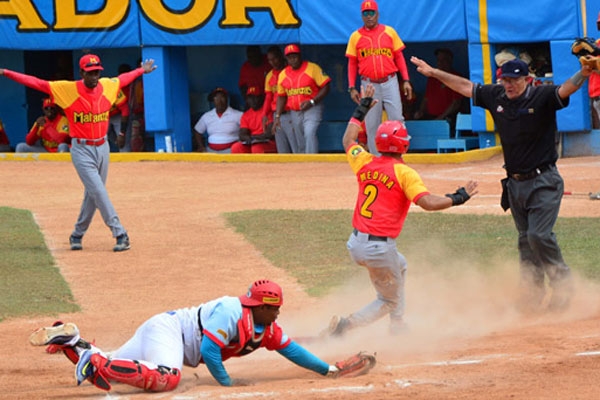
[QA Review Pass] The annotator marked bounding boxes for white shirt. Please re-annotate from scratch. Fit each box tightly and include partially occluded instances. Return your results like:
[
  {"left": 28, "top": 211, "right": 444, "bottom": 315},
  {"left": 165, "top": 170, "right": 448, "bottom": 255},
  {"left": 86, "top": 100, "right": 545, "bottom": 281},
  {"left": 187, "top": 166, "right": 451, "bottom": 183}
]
[{"left": 194, "top": 107, "right": 243, "bottom": 145}]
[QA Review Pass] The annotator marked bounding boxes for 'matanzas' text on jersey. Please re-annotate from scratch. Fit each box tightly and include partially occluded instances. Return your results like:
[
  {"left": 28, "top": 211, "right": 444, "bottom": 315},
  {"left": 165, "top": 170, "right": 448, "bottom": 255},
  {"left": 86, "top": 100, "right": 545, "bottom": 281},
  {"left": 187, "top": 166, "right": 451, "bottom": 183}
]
[
  {"left": 346, "top": 144, "right": 429, "bottom": 238},
  {"left": 277, "top": 61, "right": 331, "bottom": 111}
]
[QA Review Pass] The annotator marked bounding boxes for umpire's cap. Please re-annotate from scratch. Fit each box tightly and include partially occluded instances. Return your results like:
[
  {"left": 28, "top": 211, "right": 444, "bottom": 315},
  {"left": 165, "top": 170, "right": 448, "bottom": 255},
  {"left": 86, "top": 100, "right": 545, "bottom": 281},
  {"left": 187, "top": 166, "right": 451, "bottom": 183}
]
[{"left": 240, "top": 280, "right": 283, "bottom": 307}]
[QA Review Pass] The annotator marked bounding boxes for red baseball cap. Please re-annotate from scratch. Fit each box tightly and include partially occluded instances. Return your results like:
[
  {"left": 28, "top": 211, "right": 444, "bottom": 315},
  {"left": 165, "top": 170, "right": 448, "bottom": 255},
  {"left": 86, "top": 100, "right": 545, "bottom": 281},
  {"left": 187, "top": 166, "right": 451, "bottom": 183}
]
[
  {"left": 361, "top": 0, "right": 378, "bottom": 12},
  {"left": 79, "top": 54, "right": 103, "bottom": 72},
  {"left": 42, "top": 98, "right": 55, "bottom": 108},
  {"left": 246, "top": 85, "right": 264, "bottom": 96},
  {"left": 284, "top": 44, "right": 301, "bottom": 56},
  {"left": 208, "top": 87, "right": 228, "bottom": 102}
]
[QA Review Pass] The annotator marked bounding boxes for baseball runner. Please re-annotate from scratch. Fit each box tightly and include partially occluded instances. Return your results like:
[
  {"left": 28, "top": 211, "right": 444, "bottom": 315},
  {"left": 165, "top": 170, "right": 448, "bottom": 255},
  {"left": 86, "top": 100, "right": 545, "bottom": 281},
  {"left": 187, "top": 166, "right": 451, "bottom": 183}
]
[
  {"left": 15, "top": 98, "right": 70, "bottom": 153},
  {"left": 29, "top": 280, "right": 376, "bottom": 392},
  {"left": 328, "top": 84, "right": 478, "bottom": 337},
  {"left": 412, "top": 47, "right": 592, "bottom": 313},
  {"left": 274, "top": 44, "right": 331, "bottom": 154},
  {"left": 0, "top": 54, "right": 157, "bottom": 251},
  {"left": 346, "top": 0, "right": 413, "bottom": 156}
]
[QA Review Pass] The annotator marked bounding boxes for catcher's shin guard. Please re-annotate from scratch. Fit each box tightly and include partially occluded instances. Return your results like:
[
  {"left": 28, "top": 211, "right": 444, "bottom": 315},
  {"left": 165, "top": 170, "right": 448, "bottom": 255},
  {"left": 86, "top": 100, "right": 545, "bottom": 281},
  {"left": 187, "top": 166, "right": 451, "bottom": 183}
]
[{"left": 90, "top": 354, "right": 181, "bottom": 392}]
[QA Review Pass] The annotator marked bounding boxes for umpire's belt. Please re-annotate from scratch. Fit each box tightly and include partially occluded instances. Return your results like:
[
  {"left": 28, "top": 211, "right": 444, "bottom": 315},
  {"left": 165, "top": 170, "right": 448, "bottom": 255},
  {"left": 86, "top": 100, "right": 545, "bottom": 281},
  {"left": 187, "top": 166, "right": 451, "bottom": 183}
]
[
  {"left": 508, "top": 163, "right": 554, "bottom": 181},
  {"left": 74, "top": 137, "right": 106, "bottom": 146},
  {"left": 361, "top": 73, "right": 395, "bottom": 84},
  {"left": 353, "top": 228, "right": 388, "bottom": 242}
]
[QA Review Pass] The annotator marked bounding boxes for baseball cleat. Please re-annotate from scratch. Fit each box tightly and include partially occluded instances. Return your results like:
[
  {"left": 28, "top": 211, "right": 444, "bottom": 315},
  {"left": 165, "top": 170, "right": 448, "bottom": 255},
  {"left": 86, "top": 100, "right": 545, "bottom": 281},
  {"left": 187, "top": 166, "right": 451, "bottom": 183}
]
[
  {"left": 328, "top": 315, "right": 351, "bottom": 337},
  {"left": 75, "top": 349, "right": 95, "bottom": 385},
  {"left": 589, "top": 191, "right": 600, "bottom": 200},
  {"left": 113, "top": 233, "right": 130, "bottom": 252},
  {"left": 29, "top": 322, "right": 79, "bottom": 346},
  {"left": 70, "top": 235, "right": 83, "bottom": 251}
]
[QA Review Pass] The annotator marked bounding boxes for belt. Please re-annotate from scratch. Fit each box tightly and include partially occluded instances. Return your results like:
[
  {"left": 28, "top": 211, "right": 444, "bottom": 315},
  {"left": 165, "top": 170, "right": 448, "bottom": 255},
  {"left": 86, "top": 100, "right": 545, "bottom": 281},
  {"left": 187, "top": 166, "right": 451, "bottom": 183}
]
[
  {"left": 352, "top": 228, "right": 388, "bottom": 242},
  {"left": 508, "top": 164, "right": 554, "bottom": 181},
  {"left": 592, "top": 96, "right": 600, "bottom": 101},
  {"left": 361, "top": 73, "right": 396, "bottom": 84},
  {"left": 74, "top": 137, "right": 106, "bottom": 146}
]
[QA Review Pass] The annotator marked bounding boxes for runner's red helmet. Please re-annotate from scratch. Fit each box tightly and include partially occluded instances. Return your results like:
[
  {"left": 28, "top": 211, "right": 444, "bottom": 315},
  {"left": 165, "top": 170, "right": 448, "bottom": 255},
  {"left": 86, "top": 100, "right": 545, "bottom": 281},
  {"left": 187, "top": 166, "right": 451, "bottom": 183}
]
[
  {"left": 239, "top": 280, "right": 283, "bottom": 307},
  {"left": 375, "top": 120, "right": 411, "bottom": 154}
]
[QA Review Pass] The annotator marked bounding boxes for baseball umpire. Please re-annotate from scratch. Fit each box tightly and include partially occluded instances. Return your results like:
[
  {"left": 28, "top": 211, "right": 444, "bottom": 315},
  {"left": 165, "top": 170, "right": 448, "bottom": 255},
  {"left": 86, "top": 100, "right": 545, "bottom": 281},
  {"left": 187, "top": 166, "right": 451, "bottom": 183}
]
[
  {"left": 411, "top": 49, "right": 591, "bottom": 313},
  {"left": 1, "top": 55, "right": 157, "bottom": 251},
  {"left": 30, "top": 280, "right": 375, "bottom": 392},
  {"left": 328, "top": 84, "right": 478, "bottom": 337}
]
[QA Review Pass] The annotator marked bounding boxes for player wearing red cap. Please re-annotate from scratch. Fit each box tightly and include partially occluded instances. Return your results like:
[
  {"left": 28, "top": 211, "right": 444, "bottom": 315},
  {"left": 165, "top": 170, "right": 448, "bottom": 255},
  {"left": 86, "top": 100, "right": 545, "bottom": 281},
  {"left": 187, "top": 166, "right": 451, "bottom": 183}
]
[
  {"left": 274, "top": 43, "right": 331, "bottom": 153},
  {"left": 327, "top": 85, "right": 477, "bottom": 337},
  {"left": 28, "top": 280, "right": 356, "bottom": 392},
  {"left": 346, "top": 0, "right": 414, "bottom": 155},
  {"left": 0, "top": 55, "right": 157, "bottom": 251},
  {"left": 231, "top": 85, "right": 277, "bottom": 153},
  {"left": 15, "top": 98, "right": 70, "bottom": 153}
]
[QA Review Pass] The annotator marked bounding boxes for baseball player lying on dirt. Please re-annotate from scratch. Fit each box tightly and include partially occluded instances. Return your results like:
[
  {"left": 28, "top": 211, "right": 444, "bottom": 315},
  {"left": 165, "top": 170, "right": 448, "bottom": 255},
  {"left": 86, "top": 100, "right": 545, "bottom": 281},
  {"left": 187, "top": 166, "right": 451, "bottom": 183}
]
[{"left": 29, "top": 280, "right": 375, "bottom": 392}]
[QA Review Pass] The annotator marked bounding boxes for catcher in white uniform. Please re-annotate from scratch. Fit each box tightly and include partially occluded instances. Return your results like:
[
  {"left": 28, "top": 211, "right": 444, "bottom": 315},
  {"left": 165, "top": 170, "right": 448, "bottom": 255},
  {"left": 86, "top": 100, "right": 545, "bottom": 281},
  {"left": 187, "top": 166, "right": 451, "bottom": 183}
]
[{"left": 29, "top": 280, "right": 375, "bottom": 392}]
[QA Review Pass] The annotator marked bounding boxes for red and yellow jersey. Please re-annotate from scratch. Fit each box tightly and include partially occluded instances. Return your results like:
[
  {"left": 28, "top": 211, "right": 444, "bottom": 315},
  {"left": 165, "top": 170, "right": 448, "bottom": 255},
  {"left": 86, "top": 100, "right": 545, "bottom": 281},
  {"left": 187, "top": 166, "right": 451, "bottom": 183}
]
[
  {"left": 3, "top": 68, "right": 143, "bottom": 140},
  {"left": 26, "top": 115, "right": 70, "bottom": 152},
  {"left": 346, "top": 144, "right": 430, "bottom": 238},
  {"left": 346, "top": 24, "right": 405, "bottom": 80},
  {"left": 240, "top": 108, "right": 264, "bottom": 135},
  {"left": 109, "top": 88, "right": 130, "bottom": 117},
  {"left": 263, "top": 68, "right": 282, "bottom": 115},
  {"left": 277, "top": 61, "right": 331, "bottom": 111}
]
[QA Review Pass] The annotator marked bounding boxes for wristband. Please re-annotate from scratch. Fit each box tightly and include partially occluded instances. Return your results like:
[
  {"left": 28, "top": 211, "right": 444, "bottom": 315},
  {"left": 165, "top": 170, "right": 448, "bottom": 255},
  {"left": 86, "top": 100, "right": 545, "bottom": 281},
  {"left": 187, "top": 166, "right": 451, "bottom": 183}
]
[
  {"left": 351, "top": 97, "right": 373, "bottom": 122},
  {"left": 349, "top": 117, "right": 362, "bottom": 127},
  {"left": 445, "top": 187, "right": 471, "bottom": 206},
  {"left": 570, "top": 70, "right": 587, "bottom": 87}
]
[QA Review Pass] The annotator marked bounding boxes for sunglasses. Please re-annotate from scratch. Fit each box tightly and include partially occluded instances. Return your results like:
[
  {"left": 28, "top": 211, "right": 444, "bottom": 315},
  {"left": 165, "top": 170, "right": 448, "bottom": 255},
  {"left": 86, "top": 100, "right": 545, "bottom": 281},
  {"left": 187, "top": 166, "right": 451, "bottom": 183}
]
[
  {"left": 84, "top": 62, "right": 101, "bottom": 68},
  {"left": 43, "top": 107, "right": 54, "bottom": 111},
  {"left": 362, "top": 10, "right": 376, "bottom": 17}
]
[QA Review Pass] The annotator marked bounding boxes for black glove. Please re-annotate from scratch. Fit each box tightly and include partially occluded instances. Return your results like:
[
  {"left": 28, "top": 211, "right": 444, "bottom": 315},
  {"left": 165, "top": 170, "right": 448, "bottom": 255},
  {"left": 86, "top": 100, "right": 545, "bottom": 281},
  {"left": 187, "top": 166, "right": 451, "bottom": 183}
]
[
  {"left": 351, "top": 97, "right": 373, "bottom": 122},
  {"left": 445, "top": 187, "right": 471, "bottom": 206}
]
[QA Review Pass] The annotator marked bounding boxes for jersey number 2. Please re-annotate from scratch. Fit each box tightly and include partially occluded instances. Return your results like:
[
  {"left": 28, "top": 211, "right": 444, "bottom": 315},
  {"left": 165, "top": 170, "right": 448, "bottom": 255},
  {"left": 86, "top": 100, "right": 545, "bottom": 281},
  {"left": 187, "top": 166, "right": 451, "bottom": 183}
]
[{"left": 360, "top": 184, "right": 377, "bottom": 219}]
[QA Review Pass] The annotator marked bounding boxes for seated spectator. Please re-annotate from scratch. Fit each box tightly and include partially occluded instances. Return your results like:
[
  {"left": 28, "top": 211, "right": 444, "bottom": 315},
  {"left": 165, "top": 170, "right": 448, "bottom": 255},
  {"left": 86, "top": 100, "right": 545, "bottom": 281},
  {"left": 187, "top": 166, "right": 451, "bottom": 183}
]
[
  {"left": 0, "top": 117, "right": 10, "bottom": 152},
  {"left": 193, "top": 88, "right": 243, "bottom": 153},
  {"left": 231, "top": 86, "right": 277, "bottom": 154},
  {"left": 414, "top": 48, "right": 463, "bottom": 127},
  {"left": 15, "top": 99, "right": 70, "bottom": 153},
  {"left": 239, "top": 45, "right": 272, "bottom": 99}
]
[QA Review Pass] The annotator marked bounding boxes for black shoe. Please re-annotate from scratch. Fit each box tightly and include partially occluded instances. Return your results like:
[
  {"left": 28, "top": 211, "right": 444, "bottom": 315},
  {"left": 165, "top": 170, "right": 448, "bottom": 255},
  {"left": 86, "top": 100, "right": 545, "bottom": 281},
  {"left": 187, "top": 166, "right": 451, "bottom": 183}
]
[
  {"left": 69, "top": 235, "right": 83, "bottom": 251},
  {"left": 113, "top": 234, "right": 130, "bottom": 252}
]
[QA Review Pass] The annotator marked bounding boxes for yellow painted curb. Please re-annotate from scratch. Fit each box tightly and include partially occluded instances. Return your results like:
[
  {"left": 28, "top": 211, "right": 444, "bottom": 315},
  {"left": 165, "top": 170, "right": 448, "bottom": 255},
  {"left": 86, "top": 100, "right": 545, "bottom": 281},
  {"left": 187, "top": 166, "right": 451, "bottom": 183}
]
[{"left": 0, "top": 146, "right": 502, "bottom": 164}]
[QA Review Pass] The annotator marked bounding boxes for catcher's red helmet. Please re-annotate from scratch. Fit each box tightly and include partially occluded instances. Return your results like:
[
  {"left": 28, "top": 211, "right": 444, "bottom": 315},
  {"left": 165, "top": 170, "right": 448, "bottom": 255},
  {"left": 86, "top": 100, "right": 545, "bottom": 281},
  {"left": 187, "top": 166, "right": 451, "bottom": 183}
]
[
  {"left": 375, "top": 120, "right": 411, "bottom": 154},
  {"left": 239, "top": 280, "right": 283, "bottom": 307}
]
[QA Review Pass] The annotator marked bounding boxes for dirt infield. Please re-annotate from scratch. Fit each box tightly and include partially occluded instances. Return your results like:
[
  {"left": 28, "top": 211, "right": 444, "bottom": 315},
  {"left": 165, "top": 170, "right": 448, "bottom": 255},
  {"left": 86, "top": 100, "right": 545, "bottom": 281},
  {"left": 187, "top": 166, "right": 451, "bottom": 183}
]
[{"left": 1, "top": 154, "right": 600, "bottom": 399}]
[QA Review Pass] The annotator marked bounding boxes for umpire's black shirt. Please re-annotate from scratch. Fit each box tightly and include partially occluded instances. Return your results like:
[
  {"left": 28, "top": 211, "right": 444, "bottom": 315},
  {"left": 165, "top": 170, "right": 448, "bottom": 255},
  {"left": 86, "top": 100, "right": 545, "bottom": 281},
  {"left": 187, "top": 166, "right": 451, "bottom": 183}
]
[{"left": 473, "top": 84, "right": 569, "bottom": 174}]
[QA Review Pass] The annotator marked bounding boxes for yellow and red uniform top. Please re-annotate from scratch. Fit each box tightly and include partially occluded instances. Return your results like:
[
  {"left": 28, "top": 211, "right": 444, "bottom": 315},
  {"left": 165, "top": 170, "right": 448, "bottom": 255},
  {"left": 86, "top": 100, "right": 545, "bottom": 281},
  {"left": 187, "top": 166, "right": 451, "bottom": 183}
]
[
  {"left": 263, "top": 67, "right": 283, "bottom": 117},
  {"left": 26, "top": 114, "right": 70, "bottom": 152},
  {"left": 109, "top": 88, "right": 130, "bottom": 118},
  {"left": 346, "top": 24, "right": 409, "bottom": 85},
  {"left": 346, "top": 143, "right": 430, "bottom": 238},
  {"left": 3, "top": 69, "right": 144, "bottom": 140},
  {"left": 277, "top": 61, "right": 331, "bottom": 111}
]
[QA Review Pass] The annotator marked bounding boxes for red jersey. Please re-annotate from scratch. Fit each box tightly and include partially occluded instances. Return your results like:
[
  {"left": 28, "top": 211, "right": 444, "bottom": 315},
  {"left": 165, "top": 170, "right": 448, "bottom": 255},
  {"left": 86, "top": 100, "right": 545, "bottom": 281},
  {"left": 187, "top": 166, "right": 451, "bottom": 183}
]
[
  {"left": 240, "top": 108, "right": 264, "bottom": 135},
  {"left": 277, "top": 61, "right": 331, "bottom": 111},
  {"left": 238, "top": 57, "right": 272, "bottom": 91},
  {"left": 0, "top": 119, "right": 8, "bottom": 146},
  {"left": 424, "top": 72, "right": 463, "bottom": 117},
  {"left": 346, "top": 144, "right": 430, "bottom": 238},
  {"left": 26, "top": 114, "right": 70, "bottom": 152},
  {"left": 589, "top": 71, "right": 600, "bottom": 98},
  {"left": 346, "top": 24, "right": 409, "bottom": 84},
  {"left": 3, "top": 69, "right": 143, "bottom": 140},
  {"left": 263, "top": 68, "right": 283, "bottom": 116}
]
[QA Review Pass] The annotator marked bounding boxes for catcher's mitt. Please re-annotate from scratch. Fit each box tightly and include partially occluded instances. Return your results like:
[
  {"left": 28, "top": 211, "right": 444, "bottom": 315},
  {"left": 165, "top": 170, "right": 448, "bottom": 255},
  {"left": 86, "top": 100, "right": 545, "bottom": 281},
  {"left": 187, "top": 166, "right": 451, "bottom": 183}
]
[
  {"left": 571, "top": 37, "right": 600, "bottom": 57},
  {"left": 331, "top": 352, "right": 376, "bottom": 378}
]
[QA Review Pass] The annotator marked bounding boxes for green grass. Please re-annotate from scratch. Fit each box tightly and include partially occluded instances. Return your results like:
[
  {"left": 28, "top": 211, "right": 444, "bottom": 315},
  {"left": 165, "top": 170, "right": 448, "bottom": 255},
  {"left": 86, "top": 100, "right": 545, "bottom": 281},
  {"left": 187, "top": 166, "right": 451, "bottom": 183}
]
[
  {"left": 224, "top": 210, "right": 600, "bottom": 297},
  {"left": 0, "top": 207, "right": 79, "bottom": 322}
]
